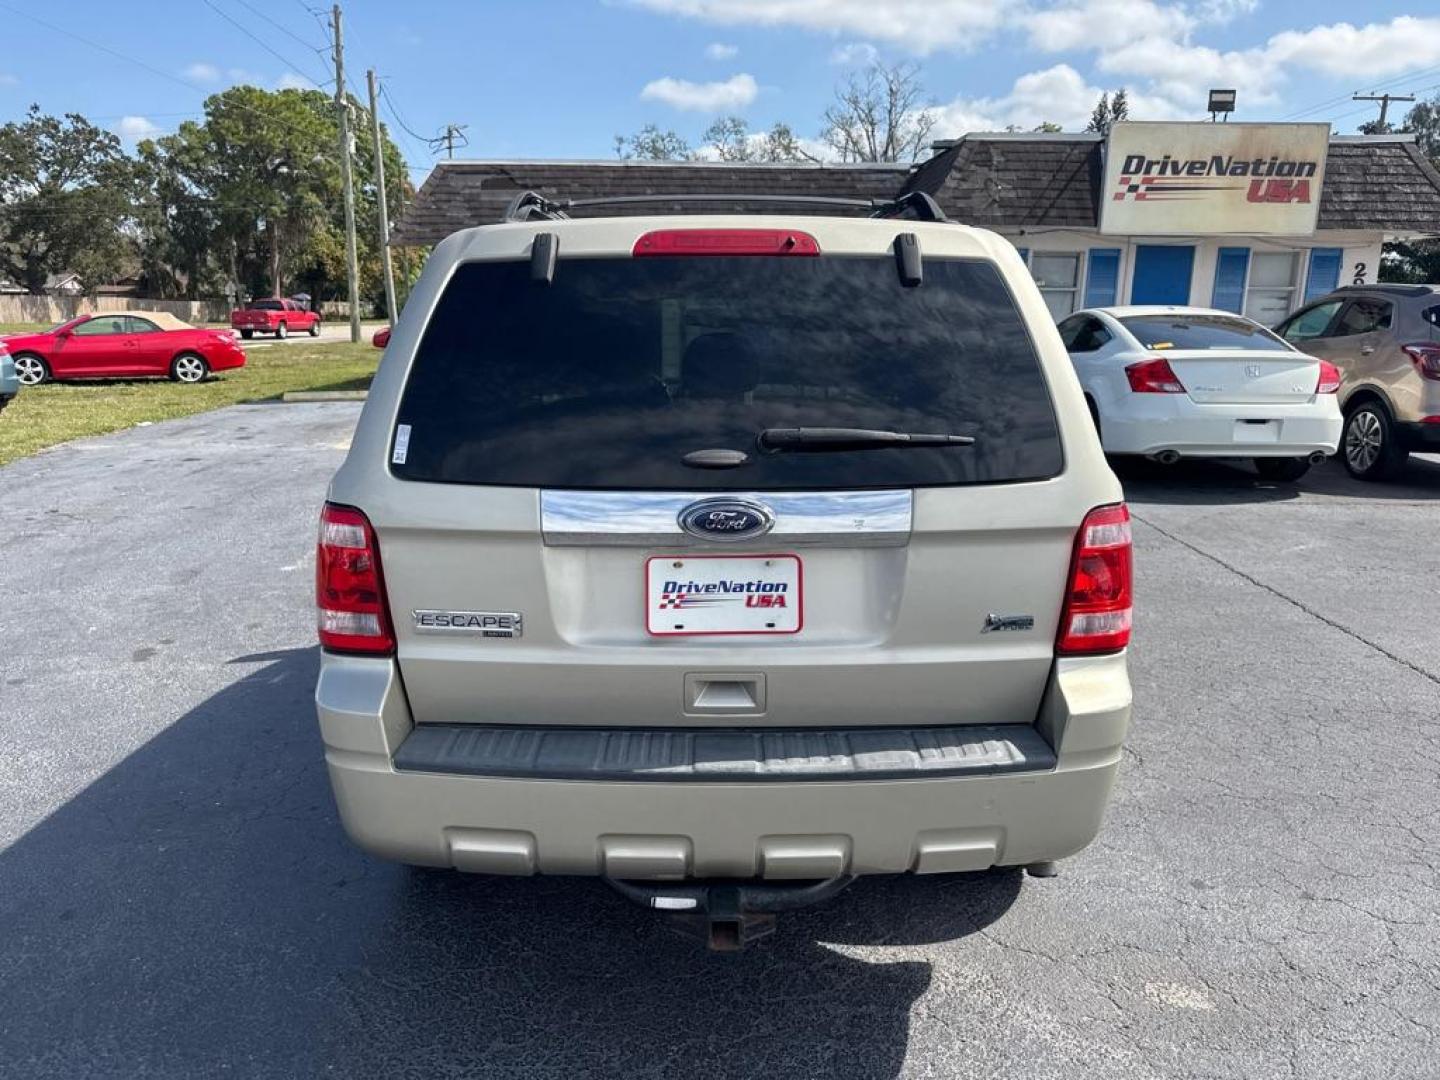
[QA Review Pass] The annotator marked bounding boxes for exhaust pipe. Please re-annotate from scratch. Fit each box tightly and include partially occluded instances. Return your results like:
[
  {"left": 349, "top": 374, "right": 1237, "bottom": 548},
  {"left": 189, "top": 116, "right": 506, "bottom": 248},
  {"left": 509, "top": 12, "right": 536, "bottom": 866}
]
[
  {"left": 1149, "top": 449, "right": 1181, "bottom": 465},
  {"left": 1308, "top": 451, "right": 1328, "bottom": 465}
]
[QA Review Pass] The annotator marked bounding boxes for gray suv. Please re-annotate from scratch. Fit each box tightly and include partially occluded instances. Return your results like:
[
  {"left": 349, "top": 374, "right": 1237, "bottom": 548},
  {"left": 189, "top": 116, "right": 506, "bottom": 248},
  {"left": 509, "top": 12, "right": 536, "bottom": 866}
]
[
  {"left": 313, "top": 196, "right": 1133, "bottom": 945},
  {"left": 1275, "top": 284, "right": 1440, "bottom": 480}
]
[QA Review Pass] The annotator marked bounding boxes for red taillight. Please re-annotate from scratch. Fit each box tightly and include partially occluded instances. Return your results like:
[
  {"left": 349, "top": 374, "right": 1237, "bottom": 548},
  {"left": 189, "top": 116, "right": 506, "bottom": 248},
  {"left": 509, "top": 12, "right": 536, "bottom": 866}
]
[
  {"left": 316, "top": 503, "right": 395, "bottom": 655},
  {"left": 1315, "top": 359, "right": 1342, "bottom": 394},
  {"left": 1402, "top": 343, "right": 1440, "bottom": 381},
  {"left": 1057, "top": 504, "right": 1133, "bottom": 656},
  {"left": 1125, "top": 357, "right": 1185, "bottom": 393},
  {"left": 632, "top": 229, "right": 821, "bottom": 257}
]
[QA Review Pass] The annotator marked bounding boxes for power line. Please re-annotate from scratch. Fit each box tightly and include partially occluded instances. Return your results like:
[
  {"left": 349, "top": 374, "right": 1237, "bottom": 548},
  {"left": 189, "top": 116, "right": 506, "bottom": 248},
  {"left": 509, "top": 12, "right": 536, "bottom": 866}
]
[
  {"left": 1352, "top": 92, "right": 1417, "bottom": 130},
  {"left": 1283, "top": 64, "right": 1440, "bottom": 122},
  {"left": 378, "top": 83, "right": 430, "bottom": 147},
  {"left": 230, "top": 0, "right": 329, "bottom": 55},
  {"left": 200, "top": 0, "right": 326, "bottom": 89}
]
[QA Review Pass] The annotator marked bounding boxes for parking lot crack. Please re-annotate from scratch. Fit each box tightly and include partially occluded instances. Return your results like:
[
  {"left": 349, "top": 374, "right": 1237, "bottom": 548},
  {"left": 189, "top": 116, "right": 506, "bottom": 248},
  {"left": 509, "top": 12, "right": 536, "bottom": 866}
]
[{"left": 1132, "top": 513, "right": 1440, "bottom": 688}]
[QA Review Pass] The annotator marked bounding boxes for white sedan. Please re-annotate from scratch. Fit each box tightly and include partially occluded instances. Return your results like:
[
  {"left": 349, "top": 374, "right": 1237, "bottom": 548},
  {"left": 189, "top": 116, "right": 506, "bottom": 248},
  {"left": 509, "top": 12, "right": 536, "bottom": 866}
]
[{"left": 1057, "top": 305, "right": 1343, "bottom": 481}]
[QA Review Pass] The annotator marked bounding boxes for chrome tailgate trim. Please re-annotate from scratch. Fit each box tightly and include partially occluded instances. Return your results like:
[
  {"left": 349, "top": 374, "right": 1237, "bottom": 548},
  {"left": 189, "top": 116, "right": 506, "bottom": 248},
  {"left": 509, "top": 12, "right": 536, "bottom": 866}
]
[{"left": 540, "top": 489, "right": 912, "bottom": 547}]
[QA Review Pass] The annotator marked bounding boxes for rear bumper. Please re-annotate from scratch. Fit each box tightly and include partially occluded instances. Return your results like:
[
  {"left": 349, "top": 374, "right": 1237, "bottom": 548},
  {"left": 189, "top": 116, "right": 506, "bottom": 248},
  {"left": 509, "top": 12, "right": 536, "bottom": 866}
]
[
  {"left": 315, "top": 651, "right": 1131, "bottom": 879},
  {"left": 1101, "top": 397, "right": 1341, "bottom": 457},
  {"left": 1397, "top": 420, "right": 1440, "bottom": 451}
]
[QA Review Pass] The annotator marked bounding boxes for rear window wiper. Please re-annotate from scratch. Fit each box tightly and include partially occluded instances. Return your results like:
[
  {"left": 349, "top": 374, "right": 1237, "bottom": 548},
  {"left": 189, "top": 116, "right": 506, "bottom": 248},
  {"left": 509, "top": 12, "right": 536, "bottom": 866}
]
[{"left": 757, "top": 427, "right": 976, "bottom": 453}]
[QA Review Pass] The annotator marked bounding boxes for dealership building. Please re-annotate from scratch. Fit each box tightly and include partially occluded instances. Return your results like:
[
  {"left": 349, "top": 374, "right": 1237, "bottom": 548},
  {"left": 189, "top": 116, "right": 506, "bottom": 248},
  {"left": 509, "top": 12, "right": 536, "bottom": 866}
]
[{"left": 393, "top": 122, "right": 1440, "bottom": 323}]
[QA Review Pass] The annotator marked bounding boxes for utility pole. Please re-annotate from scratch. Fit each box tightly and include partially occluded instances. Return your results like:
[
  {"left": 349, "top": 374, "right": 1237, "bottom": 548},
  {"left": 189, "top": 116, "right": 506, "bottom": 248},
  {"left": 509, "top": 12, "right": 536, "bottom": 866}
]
[
  {"left": 1352, "top": 92, "right": 1415, "bottom": 131},
  {"left": 367, "top": 69, "right": 398, "bottom": 330},
  {"left": 434, "top": 123, "right": 469, "bottom": 159},
  {"left": 332, "top": 3, "right": 361, "bottom": 343}
]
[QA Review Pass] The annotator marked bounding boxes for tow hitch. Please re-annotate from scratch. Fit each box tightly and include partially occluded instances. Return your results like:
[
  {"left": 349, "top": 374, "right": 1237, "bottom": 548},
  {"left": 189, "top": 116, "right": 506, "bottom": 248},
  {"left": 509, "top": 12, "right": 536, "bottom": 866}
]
[{"left": 606, "top": 876, "right": 856, "bottom": 951}]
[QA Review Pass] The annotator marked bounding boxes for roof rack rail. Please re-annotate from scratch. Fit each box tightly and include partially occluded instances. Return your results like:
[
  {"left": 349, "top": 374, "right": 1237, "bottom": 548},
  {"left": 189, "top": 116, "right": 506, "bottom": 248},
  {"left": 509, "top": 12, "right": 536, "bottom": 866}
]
[
  {"left": 869, "top": 191, "right": 947, "bottom": 222},
  {"left": 504, "top": 191, "right": 570, "bottom": 222},
  {"left": 501, "top": 190, "right": 950, "bottom": 223}
]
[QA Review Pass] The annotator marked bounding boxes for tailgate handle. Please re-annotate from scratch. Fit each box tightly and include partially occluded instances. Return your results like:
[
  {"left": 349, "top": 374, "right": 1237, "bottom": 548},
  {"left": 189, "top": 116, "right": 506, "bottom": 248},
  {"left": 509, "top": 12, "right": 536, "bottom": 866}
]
[{"left": 685, "top": 673, "right": 766, "bottom": 715}]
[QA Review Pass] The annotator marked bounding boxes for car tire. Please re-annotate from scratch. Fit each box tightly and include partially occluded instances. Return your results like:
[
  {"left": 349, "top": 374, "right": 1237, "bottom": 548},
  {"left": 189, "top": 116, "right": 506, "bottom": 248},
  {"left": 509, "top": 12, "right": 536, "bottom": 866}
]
[
  {"left": 276, "top": 322, "right": 288, "bottom": 340},
  {"left": 13, "top": 353, "right": 49, "bottom": 386},
  {"left": 239, "top": 329, "right": 254, "bottom": 340},
  {"left": 1342, "top": 401, "right": 1408, "bottom": 481},
  {"left": 1254, "top": 457, "right": 1311, "bottom": 482},
  {"left": 308, "top": 321, "right": 321, "bottom": 337},
  {"left": 170, "top": 353, "right": 209, "bottom": 384}
]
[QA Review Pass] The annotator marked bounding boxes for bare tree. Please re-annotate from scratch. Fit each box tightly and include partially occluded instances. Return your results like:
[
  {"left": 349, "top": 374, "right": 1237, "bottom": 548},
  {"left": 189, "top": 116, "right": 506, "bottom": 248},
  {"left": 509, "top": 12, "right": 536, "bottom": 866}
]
[
  {"left": 700, "top": 116, "right": 819, "bottom": 163},
  {"left": 821, "top": 62, "right": 936, "bottom": 162},
  {"left": 613, "top": 124, "right": 692, "bottom": 161}
]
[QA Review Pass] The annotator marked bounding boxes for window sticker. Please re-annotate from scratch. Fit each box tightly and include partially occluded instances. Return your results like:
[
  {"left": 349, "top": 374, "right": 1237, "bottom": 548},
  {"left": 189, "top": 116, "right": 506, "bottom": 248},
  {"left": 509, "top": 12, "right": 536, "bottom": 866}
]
[{"left": 392, "top": 423, "right": 412, "bottom": 465}]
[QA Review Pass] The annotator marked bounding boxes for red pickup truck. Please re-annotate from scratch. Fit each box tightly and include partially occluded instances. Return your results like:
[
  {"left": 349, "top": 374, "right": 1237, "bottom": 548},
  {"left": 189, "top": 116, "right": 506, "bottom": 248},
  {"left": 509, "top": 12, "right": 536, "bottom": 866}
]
[{"left": 230, "top": 298, "right": 321, "bottom": 340}]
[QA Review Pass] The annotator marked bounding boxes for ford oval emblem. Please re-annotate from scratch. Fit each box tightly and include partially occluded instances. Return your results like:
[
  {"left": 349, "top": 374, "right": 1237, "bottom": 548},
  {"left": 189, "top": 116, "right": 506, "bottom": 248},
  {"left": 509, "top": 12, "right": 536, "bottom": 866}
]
[{"left": 677, "top": 498, "right": 775, "bottom": 542}]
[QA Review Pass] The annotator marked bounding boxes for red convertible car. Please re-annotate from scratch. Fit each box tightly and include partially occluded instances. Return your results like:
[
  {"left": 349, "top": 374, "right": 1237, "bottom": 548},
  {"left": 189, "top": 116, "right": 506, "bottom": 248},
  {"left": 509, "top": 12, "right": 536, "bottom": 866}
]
[{"left": 1, "top": 312, "right": 247, "bottom": 385}]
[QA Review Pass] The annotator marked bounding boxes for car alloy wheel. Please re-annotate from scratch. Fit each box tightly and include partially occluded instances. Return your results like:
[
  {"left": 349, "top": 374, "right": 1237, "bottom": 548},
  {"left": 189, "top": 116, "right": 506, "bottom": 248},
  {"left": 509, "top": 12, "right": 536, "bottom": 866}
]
[
  {"left": 14, "top": 354, "right": 47, "bottom": 385},
  {"left": 172, "top": 354, "right": 208, "bottom": 383},
  {"left": 308, "top": 322, "right": 321, "bottom": 337},
  {"left": 276, "top": 322, "right": 288, "bottom": 339},
  {"left": 1344, "top": 408, "right": 1384, "bottom": 473}
]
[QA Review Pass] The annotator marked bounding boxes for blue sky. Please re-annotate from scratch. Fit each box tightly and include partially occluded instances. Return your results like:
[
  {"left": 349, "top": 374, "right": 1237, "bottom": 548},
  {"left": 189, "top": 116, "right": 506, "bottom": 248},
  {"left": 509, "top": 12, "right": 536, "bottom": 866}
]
[{"left": 1, "top": 0, "right": 1438, "bottom": 180}]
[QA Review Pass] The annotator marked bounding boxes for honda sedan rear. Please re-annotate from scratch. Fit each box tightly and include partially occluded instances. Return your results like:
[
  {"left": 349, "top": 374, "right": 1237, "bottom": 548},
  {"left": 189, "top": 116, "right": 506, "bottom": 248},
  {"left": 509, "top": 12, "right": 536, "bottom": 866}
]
[{"left": 1059, "top": 305, "right": 1342, "bottom": 480}]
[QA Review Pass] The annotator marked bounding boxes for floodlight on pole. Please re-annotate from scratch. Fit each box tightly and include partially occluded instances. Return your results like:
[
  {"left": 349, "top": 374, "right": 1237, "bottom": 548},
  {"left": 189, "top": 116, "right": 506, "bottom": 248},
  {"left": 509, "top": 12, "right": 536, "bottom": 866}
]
[{"left": 1208, "top": 89, "right": 1236, "bottom": 123}]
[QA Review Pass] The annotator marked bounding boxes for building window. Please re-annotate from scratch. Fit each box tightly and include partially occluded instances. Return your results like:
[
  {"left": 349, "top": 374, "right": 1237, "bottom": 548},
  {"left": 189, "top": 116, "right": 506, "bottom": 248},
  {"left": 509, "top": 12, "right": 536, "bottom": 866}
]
[
  {"left": 1244, "top": 252, "right": 1299, "bottom": 326},
  {"left": 1031, "top": 253, "right": 1081, "bottom": 319}
]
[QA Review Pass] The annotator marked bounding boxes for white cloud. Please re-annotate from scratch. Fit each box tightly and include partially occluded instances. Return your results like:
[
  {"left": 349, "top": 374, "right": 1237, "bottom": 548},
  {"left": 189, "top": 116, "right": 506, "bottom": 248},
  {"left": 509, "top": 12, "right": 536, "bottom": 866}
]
[
  {"left": 0, "top": 73, "right": 18, "bottom": 86},
  {"left": 184, "top": 61, "right": 221, "bottom": 83},
  {"left": 704, "top": 42, "right": 738, "bottom": 59},
  {"left": 1093, "top": 16, "right": 1440, "bottom": 113},
  {"left": 275, "top": 72, "right": 312, "bottom": 90},
  {"left": 1266, "top": 16, "right": 1440, "bottom": 79},
  {"left": 227, "top": 67, "right": 264, "bottom": 84},
  {"left": 640, "top": 72, "right": 759, "bottom": 111},
  {"left": 1195, "top": 0, "right": 1256, "bottom": 24},
  {"left": 1021, "top": 0, "right": 1192, "bottom": 53},
  {"left": 928, "top": 64, "right": 1186, "bottom": 135},
  {"left": 115, "top": 116, "right": 163, "bottom": 143},
  {"left": 630, "top": 0, "right": 1006, "bottom": 54},
  {"left": 830, "top": 42, "right": 878, "bottom": 65}
]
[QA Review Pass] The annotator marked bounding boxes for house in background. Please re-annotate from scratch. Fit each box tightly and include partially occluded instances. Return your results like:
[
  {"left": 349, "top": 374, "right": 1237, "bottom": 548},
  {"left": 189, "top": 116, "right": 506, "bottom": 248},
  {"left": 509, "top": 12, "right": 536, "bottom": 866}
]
[
  {"left": 43, "top": 272, "right": 84, "bottom": 296},
  {"left": 390, "top": 124, "right": 1440, "bottom": 326},
  {"left": 93, "top": 275, "right": 144, "bottom": 299}
]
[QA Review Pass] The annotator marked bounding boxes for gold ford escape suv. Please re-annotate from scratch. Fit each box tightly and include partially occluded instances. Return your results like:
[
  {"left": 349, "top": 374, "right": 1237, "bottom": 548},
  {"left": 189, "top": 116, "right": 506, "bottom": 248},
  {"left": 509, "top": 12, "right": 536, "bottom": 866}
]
[{"left": 314, "top": 192, "right": 1133, "bottom": 945}]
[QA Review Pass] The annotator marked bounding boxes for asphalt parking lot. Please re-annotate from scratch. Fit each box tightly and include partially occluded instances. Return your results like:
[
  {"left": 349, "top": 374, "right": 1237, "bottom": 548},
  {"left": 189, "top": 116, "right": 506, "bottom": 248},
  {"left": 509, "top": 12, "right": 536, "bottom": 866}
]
[{"left": 2, "top": 404, "right": 1438, "bottom": 1079}]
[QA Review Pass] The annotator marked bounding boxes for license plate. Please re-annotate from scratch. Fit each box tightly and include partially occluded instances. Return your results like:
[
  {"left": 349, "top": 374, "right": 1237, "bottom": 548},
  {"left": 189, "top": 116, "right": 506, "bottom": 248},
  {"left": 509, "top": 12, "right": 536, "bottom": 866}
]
[{"left": 646, "top": 554, "right": 802, "bottom": 636}]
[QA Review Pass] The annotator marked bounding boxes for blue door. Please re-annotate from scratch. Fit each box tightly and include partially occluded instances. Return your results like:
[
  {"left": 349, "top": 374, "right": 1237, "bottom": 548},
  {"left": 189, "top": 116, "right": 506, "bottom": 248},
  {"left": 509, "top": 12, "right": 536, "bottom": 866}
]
[{"left": 1131, "top": 245, "right": 1196, "bottom": 305}]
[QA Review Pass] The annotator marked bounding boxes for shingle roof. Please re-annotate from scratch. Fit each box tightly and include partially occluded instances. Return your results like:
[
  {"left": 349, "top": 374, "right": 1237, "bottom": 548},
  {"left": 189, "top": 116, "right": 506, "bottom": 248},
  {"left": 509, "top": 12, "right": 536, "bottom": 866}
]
[
  {"left": 902, "top": 135, "right": 1103, "bottom": 229},
  {"left": 390, "top": 159, "right": 911, "bottom": 245},
  {"left": 390, "top": 136, "right": 1440, "bottom": 244},
  {"left": 902, "top": 133, "right": 1440, "bottom": 234},
  {"left": 1319, "top": 139, "right": 1440, "bottom": 232}
]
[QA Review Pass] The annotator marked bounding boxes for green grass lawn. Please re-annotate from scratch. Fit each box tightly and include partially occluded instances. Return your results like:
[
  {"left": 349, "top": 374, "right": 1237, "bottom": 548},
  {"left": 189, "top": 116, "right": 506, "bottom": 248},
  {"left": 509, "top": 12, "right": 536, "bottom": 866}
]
[
  {"left": 0, "top": 340, "right": 377, "bottom": 466},
  {"left": 0, "top": 322, "right": 52, "bottom": 334}
]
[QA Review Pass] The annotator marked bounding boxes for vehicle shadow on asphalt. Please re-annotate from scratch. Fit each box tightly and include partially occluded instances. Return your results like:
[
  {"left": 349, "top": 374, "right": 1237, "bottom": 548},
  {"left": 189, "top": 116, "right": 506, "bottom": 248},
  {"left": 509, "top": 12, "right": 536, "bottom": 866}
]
[
  {"left": 1116, "top": 455, "right": 1440, "bottom": 506},
  {"left": 0, "top": 646, "right": 1020, "bottom": 1079}
]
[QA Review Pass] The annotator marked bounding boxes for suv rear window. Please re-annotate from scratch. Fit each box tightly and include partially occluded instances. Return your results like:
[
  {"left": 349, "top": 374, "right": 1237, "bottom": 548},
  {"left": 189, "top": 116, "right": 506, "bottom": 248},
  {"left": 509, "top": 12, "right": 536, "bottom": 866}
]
[
  {"left": 391, "top": 255, "right": 1063, "bottom": 490},
  {"left": 1120, "top": 314, "right": 1290, "bottom": 352}
]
